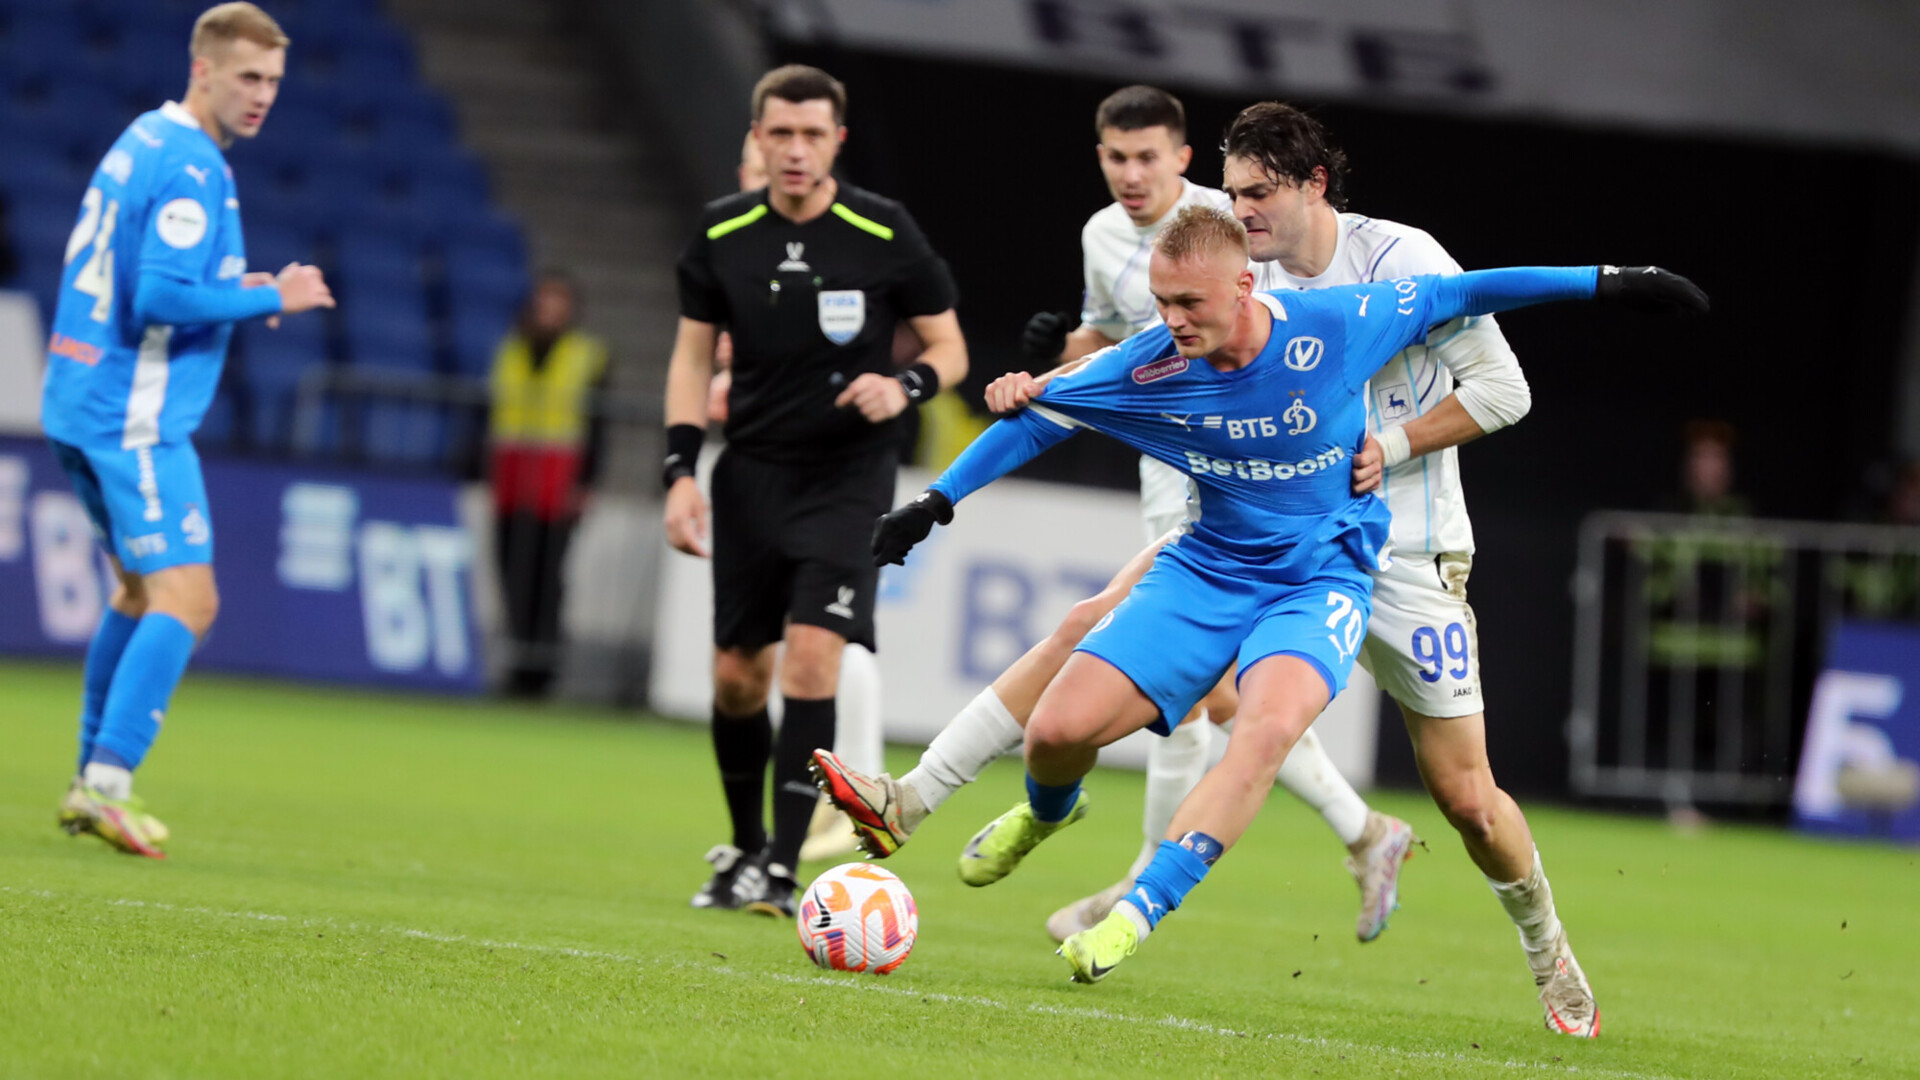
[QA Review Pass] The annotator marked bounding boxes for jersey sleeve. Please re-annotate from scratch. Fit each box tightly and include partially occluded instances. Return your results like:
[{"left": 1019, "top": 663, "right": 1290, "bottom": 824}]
[
  {"left": 928, "top": 408, "right": 1078, "bottom": 505},
  {"left": 888, "top": 206, "right": 959, "bottom": 317},
  {"left": 1338, "top": 268, "right": 1596, "bottom": 391},
  {"left": 676, "top": 227, "right": 728, "bottom": 325},
  {"left": 1079, "top": 220, "right": 1131, "bottom": 341},
  {"left": 137, "top": 157, "right": 222, "bottom": 283},
  {"left": 1375, "top": 231, "right": 1532, "bottom": 434}
]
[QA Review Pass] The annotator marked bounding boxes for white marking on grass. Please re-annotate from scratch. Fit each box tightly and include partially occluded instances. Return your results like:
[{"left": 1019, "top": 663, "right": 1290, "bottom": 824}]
[{"left": 3, "top": 887, "right": 1666, "bottom": 1078}]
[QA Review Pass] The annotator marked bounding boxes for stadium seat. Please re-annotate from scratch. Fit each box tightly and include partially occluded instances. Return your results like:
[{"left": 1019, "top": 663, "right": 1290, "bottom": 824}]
[
  {"left": 344, "top": 299, "right": 434, "bottom": 370},
  {"left": 236, "top": 316, "right": 328, "bottom": 450},
  {"left": 447, "top": 299, "right": 515, "bottom": 378},
  {"left": 244, "top": 222, "right": 319, "bottom": 276},
  {"left": 336, "top": 229, "right": 428, "bottom": 294}
]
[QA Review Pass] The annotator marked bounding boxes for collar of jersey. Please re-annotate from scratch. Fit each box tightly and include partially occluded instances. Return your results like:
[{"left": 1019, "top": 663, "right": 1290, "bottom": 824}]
[
  {"left": 1264, "top": 210, "right": 1355, "bottom": 290},
  {"left": 160, "top": 101, "right": 202, "bottom": 130}
]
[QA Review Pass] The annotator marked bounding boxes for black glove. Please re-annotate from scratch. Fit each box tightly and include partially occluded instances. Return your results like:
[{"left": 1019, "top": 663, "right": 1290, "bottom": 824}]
[
  {"left": 872, "top": 490, "right": 954, "bottom": 567},
  {"left": 1021, "top": 310, "right": 1076, "bottom": 361},
  {"left": 1595, "top": 266, "right": 1710, "bottom": 315}
]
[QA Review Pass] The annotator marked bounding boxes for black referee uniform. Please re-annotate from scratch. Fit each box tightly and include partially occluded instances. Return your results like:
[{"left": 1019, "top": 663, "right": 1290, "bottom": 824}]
[
  {"left": 676, "top": 182, "right": 956, "bottom": 902},
  {"left": 679, "top": 184, "right": 956, "bottom": 653}
]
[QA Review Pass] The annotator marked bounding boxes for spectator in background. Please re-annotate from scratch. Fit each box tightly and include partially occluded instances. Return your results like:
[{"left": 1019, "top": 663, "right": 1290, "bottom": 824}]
[
  {"left": 489, "top": 270, "right": 608, "bottom": 696},
  {"left": 1881, "top": 461, "right": 1920, "bottom": 526},
  {"left": 1668, "top": 419, "right": 1750, "bottom": 518}
]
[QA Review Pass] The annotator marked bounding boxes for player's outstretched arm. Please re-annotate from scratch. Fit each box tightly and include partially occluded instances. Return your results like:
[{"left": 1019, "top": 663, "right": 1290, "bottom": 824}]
[
  {"left": 871, "top": 409, "right": 1079, "bottom": 566},
  {"left": 1433, "top": 265, "right": 1708, "bottom": 323}
]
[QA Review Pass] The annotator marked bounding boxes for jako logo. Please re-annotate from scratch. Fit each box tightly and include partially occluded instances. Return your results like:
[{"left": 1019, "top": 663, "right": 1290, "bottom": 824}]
[
  {"left": 1132, "top": 356, "right": 1189, "bottom": 384},
  {"left": 1284, "top": 336, "right": 1324, "bottom": 371}
]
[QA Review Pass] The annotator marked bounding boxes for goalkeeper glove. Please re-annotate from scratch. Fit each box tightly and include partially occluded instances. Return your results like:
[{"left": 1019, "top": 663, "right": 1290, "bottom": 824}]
[{"left": 1021, "top": 311, "right": 1076, "bottom": 361}]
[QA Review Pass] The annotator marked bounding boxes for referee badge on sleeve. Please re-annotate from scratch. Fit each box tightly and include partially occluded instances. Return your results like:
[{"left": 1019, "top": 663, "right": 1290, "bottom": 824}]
[{"left": 818, "top": 290, "right": 865, "bottom": 345}]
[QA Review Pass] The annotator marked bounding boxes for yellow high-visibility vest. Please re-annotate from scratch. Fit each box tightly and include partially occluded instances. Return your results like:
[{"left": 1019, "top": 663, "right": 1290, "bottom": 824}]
[{"left": 489, "top": 330, "right": 607, "bottom": 445}]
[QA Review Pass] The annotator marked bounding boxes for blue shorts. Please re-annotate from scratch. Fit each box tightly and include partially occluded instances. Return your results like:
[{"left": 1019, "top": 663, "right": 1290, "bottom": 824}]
[
  {"left": 49, "top": 438, "right": 215, "bottom": 575},
  {"left": 1076, "top": 545, "right": 1373, "bottom": 735}
]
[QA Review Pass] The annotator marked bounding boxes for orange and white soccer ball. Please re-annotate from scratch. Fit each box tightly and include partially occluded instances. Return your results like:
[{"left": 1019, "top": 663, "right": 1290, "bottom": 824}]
[{"left": 796, "top": 863, "right": 918, "bottom": 974}]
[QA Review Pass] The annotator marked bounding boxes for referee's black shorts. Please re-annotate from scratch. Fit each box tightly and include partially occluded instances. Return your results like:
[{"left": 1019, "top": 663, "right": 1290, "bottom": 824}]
[{"left": 709, "top": 446, "right": 896, "bottom": 652}]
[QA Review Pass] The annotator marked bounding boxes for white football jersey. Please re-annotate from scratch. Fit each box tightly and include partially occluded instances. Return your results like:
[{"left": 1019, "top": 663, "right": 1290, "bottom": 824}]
[
  {"left": 1079, "top": 179, "right": 1270, "bottom": 538},
  {"left": 1258, "top": 213, "right": 1530, "bottom": 555}
]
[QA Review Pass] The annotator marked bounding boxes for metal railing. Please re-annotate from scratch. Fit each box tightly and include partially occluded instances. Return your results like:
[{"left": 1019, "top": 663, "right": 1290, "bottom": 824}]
[{"left": 1569, "top": 511, "right": 1920, "bottom": 808}]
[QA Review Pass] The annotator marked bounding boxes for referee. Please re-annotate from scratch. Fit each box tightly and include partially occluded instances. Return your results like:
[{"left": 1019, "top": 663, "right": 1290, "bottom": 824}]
[{"left": 662, "top": 65, "right": 967, "bottom": 917}]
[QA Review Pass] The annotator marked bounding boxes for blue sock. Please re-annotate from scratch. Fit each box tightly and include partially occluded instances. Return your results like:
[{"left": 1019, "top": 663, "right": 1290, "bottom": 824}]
[
  {"left": 90, "top": 613, "right": 196, "bottom": 772},
  {"left": 77, "top": 609, "right": 140, "bottom": 773},
  {"left": 1025, "top": 773, "right": 1083, "bottom": 824},
  {"left": 1123, "top": 833, "right": 1223, "bottom": 931}
]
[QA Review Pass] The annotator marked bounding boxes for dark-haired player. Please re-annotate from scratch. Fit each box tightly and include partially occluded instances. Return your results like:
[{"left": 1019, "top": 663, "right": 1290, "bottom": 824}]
[{"left": 661, "top": 64, "right": 967, "bottom": 917}]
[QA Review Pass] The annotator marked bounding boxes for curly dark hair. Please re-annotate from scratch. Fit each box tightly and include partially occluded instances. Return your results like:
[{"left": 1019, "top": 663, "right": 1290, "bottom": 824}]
[{"left": 1220, "top": 101, "right": 1349, "bottom": 211}]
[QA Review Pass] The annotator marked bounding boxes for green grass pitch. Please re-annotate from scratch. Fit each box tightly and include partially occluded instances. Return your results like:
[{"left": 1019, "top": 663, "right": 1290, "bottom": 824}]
[{"left": 2, "top": 660, "right": 1916, "bottom": 1078}]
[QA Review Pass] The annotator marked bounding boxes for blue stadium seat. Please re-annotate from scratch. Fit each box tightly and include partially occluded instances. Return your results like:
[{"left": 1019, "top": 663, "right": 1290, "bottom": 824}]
[
  {"left": 7, "top": 80, "right": 128, "bottom": 153},
  {"left": 244, "top": 222, "right": 319, "bottom": 275},
  {"left": 0, "top": 151, "right": 88, "bottom": 206},
  {"left": 344, "top": 299, "right": 434, "bottom": 370},
  {"left": 236, "top": 316, "right": 328, "bottom": 450},
  {"left": 9, "top": 194, "right": 81, "bottom": 267},
  {"left": 335, "top": 229, "right": 427, "bottom": 294},
  {"left": 447, "top": 298, "right": 515, "bottom": 378}
]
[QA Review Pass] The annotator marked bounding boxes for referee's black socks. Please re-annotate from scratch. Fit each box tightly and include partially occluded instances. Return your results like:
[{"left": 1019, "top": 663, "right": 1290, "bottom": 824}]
[
  {"left": 770, "top": 696, "right": 836, "bottom": 873},
  {"left": 712, "top": 705, "right": 772, "bottom": 855}
]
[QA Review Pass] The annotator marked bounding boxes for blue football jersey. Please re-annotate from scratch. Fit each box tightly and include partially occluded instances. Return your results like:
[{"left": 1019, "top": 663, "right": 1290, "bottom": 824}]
[
  {"left": 931, "top": 268, "right": 1596, "bottom": 586},
  {"left": 42, "top": 102, "right": 249, "bottom": 450}
]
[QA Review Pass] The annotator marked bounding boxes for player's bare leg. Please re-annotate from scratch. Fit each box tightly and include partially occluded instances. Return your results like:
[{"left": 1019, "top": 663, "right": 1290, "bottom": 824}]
[
  {"left": 812, "top": 537, "right": 1167, "bottom": 857},
  {"left": 1405, "top": 707, "right": 1598, "bottom": 1037},
  {"left": 1060, "top": 655, "right": 1329, "bottom": 982},
  {"left": 1050, "top": 660, "right": 1417, "bottom": 943},
  {"left": 957, "top": 652, "right": 1160, "bottom": 887},
  {"left": 1047, "top": 677, "right": 1222, "bottom": 940}
]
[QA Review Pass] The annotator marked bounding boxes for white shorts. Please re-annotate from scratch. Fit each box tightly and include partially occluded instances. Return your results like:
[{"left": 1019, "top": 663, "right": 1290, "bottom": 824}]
[
  {"left": 1358, "top": 551, "right": 1484, "bottom": 719},
  {"left": 1139, "top": 455, "right": 1195, "bottom": 542}
]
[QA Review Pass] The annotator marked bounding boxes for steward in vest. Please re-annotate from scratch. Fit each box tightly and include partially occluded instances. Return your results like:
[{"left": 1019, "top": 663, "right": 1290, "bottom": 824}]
[{"left": 489, "top": 270, "right": 607, "bottom": 696}]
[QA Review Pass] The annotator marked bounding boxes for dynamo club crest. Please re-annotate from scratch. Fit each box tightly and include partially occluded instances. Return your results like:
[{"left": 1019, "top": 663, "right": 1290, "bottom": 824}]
[{"left": 818, "top": 289, "right": 865, "bottom": 345}]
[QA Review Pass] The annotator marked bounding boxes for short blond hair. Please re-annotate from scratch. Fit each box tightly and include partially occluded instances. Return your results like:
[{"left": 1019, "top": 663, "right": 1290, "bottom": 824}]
[
  {"left": 191, "top": 3, "right": 289, "bottom": 60},
  {"left": 1155, "top": 205, "right": 1249, "bottom": 265}
]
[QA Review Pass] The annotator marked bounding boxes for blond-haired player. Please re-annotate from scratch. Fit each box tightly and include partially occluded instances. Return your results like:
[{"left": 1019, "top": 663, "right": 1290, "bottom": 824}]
[{"left": 48, "top": 3, "right": 333, "bottom": 857}]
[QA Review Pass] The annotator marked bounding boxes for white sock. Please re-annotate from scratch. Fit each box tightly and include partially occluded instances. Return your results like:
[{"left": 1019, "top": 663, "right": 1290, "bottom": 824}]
[
  {"left": 1273, "top": 726, "right": 1370, "bottom": 846},
  {"left": 835, "top": 644, "right": 885, "bottom": 775},
  {"left": 1115, "top": 896, "right": 1153, "bottom": 941},
  {"left": 1487, "top": 848, "right": 1563, "bottom": 960},
  {"left": 83, "top": 762, "right": 132, "bottom": 801},
  {"left": 1132, "top": 715, "right": 1212, "bottom": 879},
  {"left": 903, "top": 687, "right": 1024, "bottom": 813}
]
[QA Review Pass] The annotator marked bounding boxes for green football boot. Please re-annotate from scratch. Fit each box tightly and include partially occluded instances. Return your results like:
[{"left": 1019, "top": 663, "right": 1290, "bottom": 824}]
[
  {"left": 1058, "top": 908, "right": 1141, "bottom": 984},
  {"left": 956, "top": 791, "right": 1089, "bottom": 887},
  {"left": 58, "top": 776, "right": 169, "bottom": 848}
]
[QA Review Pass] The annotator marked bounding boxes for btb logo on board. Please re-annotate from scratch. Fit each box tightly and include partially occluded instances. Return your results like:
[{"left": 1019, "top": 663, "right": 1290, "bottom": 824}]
[{"left": 1284, "top": 336, "right": 1324, "bottom": 371}]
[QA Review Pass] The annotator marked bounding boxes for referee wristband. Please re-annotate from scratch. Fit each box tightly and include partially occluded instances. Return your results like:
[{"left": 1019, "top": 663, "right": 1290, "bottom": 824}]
[
  {"left": 1378, "top": 426, "right": 1413, "bottom": 469},
  {"left": 895, "top": 362, "right": 940, "bottom": 405},
  {"left": 662, "top": 424, "right": 704, "bottom": 490}
]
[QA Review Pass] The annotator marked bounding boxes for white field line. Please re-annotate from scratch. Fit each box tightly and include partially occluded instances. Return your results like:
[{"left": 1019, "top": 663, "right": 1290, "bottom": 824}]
[{"left": 3, "top": 886, "right": 1670, "bottom": 1079}]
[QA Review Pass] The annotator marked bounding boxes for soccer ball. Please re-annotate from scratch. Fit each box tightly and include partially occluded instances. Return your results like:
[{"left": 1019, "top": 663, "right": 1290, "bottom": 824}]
[{"left": 796, "top": 862, "right": 918, "bottom": 974}]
